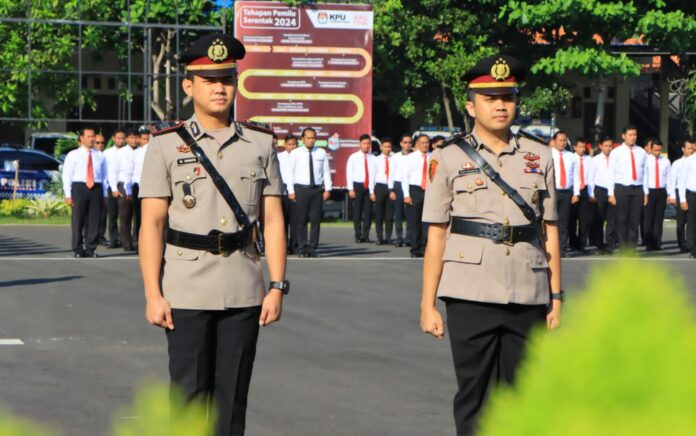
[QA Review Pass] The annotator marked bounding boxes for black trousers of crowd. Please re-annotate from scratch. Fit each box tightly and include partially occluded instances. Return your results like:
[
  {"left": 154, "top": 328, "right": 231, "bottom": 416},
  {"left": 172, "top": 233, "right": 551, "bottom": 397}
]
[
  {"left": 104, "top": 190, "right": 119, "bottom": 246},
  {"left": 642, "top": 188, "right": 667, "bottom": 250},
  {"left": 293, "top": 185, "right": 323, "bottom": 255},
  {"left": 614, "top": 184, "right": 644, "bottom": 248},
  {"left": 352, "top": 182, "right": 373, "bottom": 241},
  {"left": 167, "top": 306, "right": 261, "bottom": 436},
  {"left": 373, "top": 183, "right": 394, "bottom": 243},
  {"left": 569, "top": 187, "right": 594, "bottom": 251},
  {"left": 444, "top": 299, "right": 546, "bottom": 436},
  {"left": 117, "top": 182, "right": 135, "bottom": 251},
  {"left": 132, "top": 183, "right": 141, "bottom": 247},
  {"left": 687, "top": 191, "right": 696, "bottom": 257},
  {"left": 281, "top": 196, "right": 296, "bottom": 252},
  {"left": 70, "top": 182, "right": 103, "bottom": 255},
  {"left": 676, "top": 192, "right": 690, "bottom": 251},
  {"left": 555, "top": 189, "right": 573, "bottom": 252},
  {"left": 406, "top": 185, "right": 427, "bottom": 256},
  {"left": 393, "top": 181, "right": 410, "bottom": 245},
  {"left": 592, "top": 186, "right": 616, "bottom": 251}
]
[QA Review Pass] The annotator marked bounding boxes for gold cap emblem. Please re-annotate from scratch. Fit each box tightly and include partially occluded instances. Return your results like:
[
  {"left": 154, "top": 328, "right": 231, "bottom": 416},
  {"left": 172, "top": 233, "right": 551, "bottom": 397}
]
[
  {"left": 491, "top": 58, "right": 511, "bottom": 81},
  {"left": 207, "top": 39, "right": 228, "bottom": 62}
]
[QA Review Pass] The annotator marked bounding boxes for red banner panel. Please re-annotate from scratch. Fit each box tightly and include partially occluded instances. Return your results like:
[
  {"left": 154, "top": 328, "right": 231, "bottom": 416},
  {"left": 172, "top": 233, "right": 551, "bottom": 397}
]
[{"left": 234, "top": 1, "right": 373, "bottom": 188}]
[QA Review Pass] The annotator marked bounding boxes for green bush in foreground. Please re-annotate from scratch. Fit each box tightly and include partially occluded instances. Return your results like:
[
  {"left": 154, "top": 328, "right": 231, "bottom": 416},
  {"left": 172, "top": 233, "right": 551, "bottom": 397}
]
[
  {"left": 25, "top": 195, "right": 70, "bottom": 218},
  {"left": 0, "top": 412, "right": 52, "bottom": 436},
  {"left": 0, "top": 199, "right": 32, "bottom": 217},
  {"left": 479, "top": 258, "right": 696, "bottom": 436}
]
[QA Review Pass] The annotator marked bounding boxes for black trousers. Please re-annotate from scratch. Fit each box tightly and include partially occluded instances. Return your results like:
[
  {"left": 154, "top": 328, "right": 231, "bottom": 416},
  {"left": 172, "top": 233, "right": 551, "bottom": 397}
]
[
  {"left": 406, "top": 185, "right": 427, "bottom": 256},
  {"left": 593, "top": 186, "right": 616, "bottom": 251},
  {"left": 676, "top": 192, "right": 689, "bottom": 251},
  {"left": 352, "top": 182, "right": 373, "bottom": 240},
  {"left": 132, "top": 183, "right": 141, "bottom": 246},
  {"left": 445, "top": 299, "right": 546, "bottom": 436},
  {"left": 556, "top": 189, "right": 573, "bottom": 252},
  {"left": 167, "top": 307, "right": 261, "bottom": 436},
  {"left": 293, "top": 185, "right": 323, "bottom": 253},
  {"left": 281, "top": 195, "right": 296, "bottom": 251},
  {"left": 687, "top": 191, "right": 696, "bottom": 257},
  {"left": 117, "top": 182, "right": 134, "bottom": 250},
  {"left": 643, "top": 188, "right": 667, "bottom": 250},
  {"left": 393, "top": 181, "right": 409, "bottom": 244},
  {"left": 98, "top": 192, "right": 107, "bottom": 243},
  {"left": 614, "top": 184, "right": 644, "bottom": 248},
  {"left": 71, "top": 182, "right": 103, "bottom": 254},
  {"left": 569, "top": 187, "right": 594, "bottom": 251},
  {"left": 373, "top": 183, "right": 394, "bottom": 242},
  {"left": 105, "top": 189, "right": 119, "bottom": 245}
]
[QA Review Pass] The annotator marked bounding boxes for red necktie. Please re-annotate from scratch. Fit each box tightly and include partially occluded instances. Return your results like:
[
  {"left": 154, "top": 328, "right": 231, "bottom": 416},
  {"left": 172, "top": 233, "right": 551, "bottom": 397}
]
[
  {"left": 420, "top": 154, "right": 427, "bottom": 190},
  {"left": 579, "top": 156, "right": 585, "bottom": 190},
  {"left": 630, "top": 147, "right": 637, "bottom": 181},
  {"left": 559, "top": 152, "right": 567, "bottom": 189},
  {"left": 655, "top": 157, "right": 659, "bottom": 188},
  {"left": 385, "top": 155, "right": 389, "bottom": 179},
  {"left": 363, "top": 153, "right": 369, "bottom": 189},
  {"left": 86, "top": 151, "right": 95, "bottom": 189}
]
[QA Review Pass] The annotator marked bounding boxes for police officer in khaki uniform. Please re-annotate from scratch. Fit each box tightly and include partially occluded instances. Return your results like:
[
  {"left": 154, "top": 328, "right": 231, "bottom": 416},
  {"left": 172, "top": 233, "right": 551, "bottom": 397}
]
[
  {"left": 138, "top": 34, "right": 288, "bottom": 436},
  {"left": 419, "top": 55, "right": 562, "bottom": 435}
]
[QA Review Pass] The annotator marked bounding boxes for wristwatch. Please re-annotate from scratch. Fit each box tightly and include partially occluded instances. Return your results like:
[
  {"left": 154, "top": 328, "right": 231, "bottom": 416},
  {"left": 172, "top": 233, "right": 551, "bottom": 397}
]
[
  {"left": 269, "top": 280, "right": 290, "bottom": 295},
  {"left": 551, "top": 290, "right": 565, "bottom": 302}
]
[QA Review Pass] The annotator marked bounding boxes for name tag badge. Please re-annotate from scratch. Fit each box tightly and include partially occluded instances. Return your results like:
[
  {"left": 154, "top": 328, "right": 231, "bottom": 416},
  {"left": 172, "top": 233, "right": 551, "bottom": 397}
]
[
  {"left": 458, "top": 168, "right": 481, "bottom": 176},
  {"left": 177, "top": 157, "right": 200, "bottom": 165}
]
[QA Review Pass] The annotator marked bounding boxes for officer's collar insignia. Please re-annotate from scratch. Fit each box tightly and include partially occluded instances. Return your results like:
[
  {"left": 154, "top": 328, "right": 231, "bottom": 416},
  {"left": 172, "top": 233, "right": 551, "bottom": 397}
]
[
  {"left": 525, "top": 161, "right": 540, "bottom": 169},
  {"left": 491, "top": 58, "right": 511, "bottom": 81},
  {"left": 190, "top": 121, "right": 201, "bottom": 137},
  {"left": 177, "top": 144, "right": 191, "bottom": 153},
  {"left": 208, "top": 39, "right": 229, "bottom": 62},
  {"left": 524, "top": 152, "right": 540, "bottom": 161},
  {"left": 463, "top": 161, "right": 476, "bottom": 170},
  {"left": 429, "top": 159, "right": 439, "bottom": 182}
]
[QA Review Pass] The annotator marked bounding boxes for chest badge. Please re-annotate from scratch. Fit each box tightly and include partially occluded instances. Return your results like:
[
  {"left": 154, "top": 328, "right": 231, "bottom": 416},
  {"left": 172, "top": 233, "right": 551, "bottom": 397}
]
[
  {"left": 182, "top": 183, "right": 196, "bottom": 209},
  {"left": 524, "top": 152, "right": 541, "bottom": 161},
  {"left": 525, "top": 161, "right": 540, "bottom": 170},
  {"left": 177, "top": 144, "right": 191, "bottom": 154}
]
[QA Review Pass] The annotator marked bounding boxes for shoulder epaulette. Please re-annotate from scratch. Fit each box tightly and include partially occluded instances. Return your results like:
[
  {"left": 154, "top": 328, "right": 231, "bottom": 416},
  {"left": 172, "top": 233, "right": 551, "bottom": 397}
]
[
  {"left": 516, "top": 129, "right": 548, "bottom": 146},
  {"left": 441, "top": 133, "right": 473, "bottom": 148},
  {"left": 239, "top": 120, "right": 274, "bottom": 135},
  {"left": 150, "top": 121, "right": 185, "bottom": 137}
]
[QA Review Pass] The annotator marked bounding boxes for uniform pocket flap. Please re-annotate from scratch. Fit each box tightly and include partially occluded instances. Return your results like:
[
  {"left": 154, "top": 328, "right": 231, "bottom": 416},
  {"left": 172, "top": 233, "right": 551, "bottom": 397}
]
[
  {"left": 526, "top": 247, "right": 549, "bottom": 268},
  {"left": 520, "top": 176, "right": 546, "bottom": 191},
  {"left": 173, "top": 170, "right": 208, "bottom": 185},
  {"left": 164, "top": 244, "right": 201, "bottom": 261},
  {"left": 453, "top": 175, "right": 488, "bottom": 193},
  {"left": 240, "top": 166, "right": 267, "bottom": 182},
  {"left": 442, "top": 233, "right": 484, "bottom": 264}
]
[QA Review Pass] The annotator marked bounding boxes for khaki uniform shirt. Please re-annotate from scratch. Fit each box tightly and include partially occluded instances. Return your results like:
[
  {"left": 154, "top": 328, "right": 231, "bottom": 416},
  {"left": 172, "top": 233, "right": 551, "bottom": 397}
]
[
  {"left": 139, "top": 115, "right": 284, "bottom": 310},
  {"left": 422, "top": 129, "right": 558, "bottom": 305}
]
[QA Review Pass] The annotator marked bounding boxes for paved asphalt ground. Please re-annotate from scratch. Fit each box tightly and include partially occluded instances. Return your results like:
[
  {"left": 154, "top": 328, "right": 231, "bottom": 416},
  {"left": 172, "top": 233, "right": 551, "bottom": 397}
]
[{"left": 0, "top": 223, "right": 694, "bottom": 435}]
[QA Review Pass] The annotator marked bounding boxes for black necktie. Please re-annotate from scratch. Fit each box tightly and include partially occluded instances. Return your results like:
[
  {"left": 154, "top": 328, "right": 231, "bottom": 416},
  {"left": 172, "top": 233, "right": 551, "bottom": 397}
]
[{"left": 308, "top": 149, "right": 316, "bottom": 186}]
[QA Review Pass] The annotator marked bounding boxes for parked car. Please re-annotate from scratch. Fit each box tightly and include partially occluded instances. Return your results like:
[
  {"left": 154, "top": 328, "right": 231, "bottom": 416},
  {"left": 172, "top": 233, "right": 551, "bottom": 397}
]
[
  {"left": 29, "top": 132, "right": 76, "bottom": 157},
  {"left": 0, "top": 148, "right": 62, "bottom": 199}
]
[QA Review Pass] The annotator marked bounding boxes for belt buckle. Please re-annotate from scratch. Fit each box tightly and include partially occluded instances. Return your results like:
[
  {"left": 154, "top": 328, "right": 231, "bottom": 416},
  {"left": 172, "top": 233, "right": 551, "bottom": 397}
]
[
  {"left": 217, "top": 232, "right": 231, "bottom": 257},
  {"left": 501, "top": 224, "right": 514, "bottom": 246}
]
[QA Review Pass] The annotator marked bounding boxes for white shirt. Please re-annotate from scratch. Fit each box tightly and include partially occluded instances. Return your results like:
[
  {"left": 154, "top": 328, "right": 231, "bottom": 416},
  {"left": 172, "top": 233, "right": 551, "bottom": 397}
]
[
  {"left": 400, "top": 150, "right": 430, "bottom": 197},
  {"left": 643, "top": 154, "right": 670, "bottom": 192},
  {"left": 575, "top": 154, "right": 593, "bottom": 194},
  {"left": 390, "top": 151, "right": 410, "bottom": 184},
  {"left": 117, "top": 145, "right": 139, "bottom": 195},
  {"left": 590, "top": 153, "right": 612, "bottom": 196},
  {"left": 668, "top": 157, "right": 687, "bottom": 200},
  {"left": 608, "top": 143, "right": 647, "bottom": 196},
  {"left": 61, "top": 146, "right": 108, "bottom": 198},
  {"left": 285, "top": 146, "right": 332, "bottom": 194},
  {"left": 678, "top": 154, "right": 696, "bottom": 200},
  {"left": 102, "top": 145, "right": 122, "bottom": 191},
  {"left": 277, "top": 150, "right": 293, "bottom": 187},
  {"left": 551, "top": 148, "right": 580, "bottom": 195},
  {"left": 132, "top": 143, "right": 148, "bottom": 186},
  {"left": 346, "top": 150, "right": 376, "bottom": 194},
  {"left": 374, "top": 153, "right": 395, "bottom": 190}
]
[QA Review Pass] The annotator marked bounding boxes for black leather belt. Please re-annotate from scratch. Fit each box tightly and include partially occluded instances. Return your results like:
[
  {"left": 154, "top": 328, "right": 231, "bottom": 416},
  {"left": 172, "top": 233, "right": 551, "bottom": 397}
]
[
  {"left": 450, "top": 217, "right": 539, "bottom": 245},
  {"left": 166, "top": 228, "right": 253, "bottom": 255},
  {"left": 294, "top": 184, "right": 323, "bottom": 189}
]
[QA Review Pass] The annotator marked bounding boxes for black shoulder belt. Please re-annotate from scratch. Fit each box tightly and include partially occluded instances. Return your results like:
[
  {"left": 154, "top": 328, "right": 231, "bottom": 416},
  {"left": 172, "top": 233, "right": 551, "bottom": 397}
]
[{"left": 452, "top": 135, "right": 538, "bottom": 223}]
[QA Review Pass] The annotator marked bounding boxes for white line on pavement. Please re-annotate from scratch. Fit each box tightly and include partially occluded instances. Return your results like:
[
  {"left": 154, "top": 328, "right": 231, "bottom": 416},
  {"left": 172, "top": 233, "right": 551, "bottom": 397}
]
[{"left": 0, "top": 339, "right": 24, "bottom": 345}]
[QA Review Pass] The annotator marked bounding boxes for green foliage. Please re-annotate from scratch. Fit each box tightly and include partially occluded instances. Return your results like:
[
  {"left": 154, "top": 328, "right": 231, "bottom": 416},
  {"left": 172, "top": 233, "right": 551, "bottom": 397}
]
[
  {"left": 531, "top": 48, "right": 641, "bottom": 77},
  {"left": 479, "top": 259, "right": 696, "bottom": 436},
  {"left": 53, "top": 134, "right": 78, "bottom": 159},
  {"left": 0, "top": 412, "right": 52, "bottom": 436},
  {"left": 112, "top": 383, "right": 213, "bottom": 436},
  {"left": 519, "top": 83, "right": 573, "bottom": 118},
  {"left": 0, "top": 198, "right": 32, "bottom": 217},
  {"left": 25, "top": 195, "right": 71, "bottom": 219}
]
